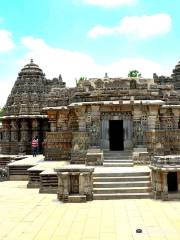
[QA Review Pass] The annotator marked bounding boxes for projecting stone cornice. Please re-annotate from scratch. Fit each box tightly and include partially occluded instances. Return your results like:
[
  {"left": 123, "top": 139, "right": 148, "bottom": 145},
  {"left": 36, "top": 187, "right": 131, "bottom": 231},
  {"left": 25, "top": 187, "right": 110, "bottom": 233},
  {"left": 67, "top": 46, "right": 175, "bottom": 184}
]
[
  {"left": 161, "top": 105, "right": 180, "bottom": 109},
  {"left": 69, "top": 100, "right": 165, "bottom": 107},
  {"left": 0, "top": 114, "right": 48, "bottom": 120}
]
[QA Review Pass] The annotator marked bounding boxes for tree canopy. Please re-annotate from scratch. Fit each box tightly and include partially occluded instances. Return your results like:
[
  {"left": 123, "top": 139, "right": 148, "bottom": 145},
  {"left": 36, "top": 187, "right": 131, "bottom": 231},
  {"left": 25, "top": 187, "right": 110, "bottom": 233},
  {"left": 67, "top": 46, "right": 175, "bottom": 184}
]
[
  {"left": 0, "top": 108, "right": 4, "bottom": 118},
  {"left": 76, "top": 76, "right": 87, "bottom": 87},
  {"left": 128, "top": 70, "right": 142, "bottom": 78}
]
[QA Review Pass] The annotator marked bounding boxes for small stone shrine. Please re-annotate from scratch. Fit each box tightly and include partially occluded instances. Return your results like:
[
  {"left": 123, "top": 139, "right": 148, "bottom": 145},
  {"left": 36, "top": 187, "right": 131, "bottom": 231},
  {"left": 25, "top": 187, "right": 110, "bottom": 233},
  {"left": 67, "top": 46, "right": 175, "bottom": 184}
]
[
  {"left": 55, "top": 165, "right": 94, "bottom": 202},
  {"left": 150, "top": 155, "right": 180, "bottom": 200}
]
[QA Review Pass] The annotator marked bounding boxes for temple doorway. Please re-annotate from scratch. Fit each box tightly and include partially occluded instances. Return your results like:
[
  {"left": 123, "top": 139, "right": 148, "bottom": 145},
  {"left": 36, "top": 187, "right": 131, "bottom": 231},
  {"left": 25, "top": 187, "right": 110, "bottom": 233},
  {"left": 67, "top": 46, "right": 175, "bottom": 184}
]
[
  {"left": 167, "top": 172, "right": 178, "bottom": 192},
  {"left": 109, "top": 120, "right": 124, "bottom": 151}
]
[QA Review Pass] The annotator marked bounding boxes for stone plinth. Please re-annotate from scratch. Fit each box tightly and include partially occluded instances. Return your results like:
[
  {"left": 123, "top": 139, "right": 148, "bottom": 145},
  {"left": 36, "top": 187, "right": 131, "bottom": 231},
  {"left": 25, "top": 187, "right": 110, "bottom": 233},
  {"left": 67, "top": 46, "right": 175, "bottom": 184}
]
[
  {"left": 86, "top": 148, "right": 103, "bottom": 166},
  {"left": 55, "top": 165, "right": 94, "bottom": 203}
]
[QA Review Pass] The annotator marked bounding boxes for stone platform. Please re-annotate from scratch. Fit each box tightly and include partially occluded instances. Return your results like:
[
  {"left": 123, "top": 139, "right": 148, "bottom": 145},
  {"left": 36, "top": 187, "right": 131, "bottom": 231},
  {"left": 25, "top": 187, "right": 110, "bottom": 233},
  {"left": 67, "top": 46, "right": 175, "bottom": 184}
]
[
  {"left": 8, "top": 155, "right": 44, "bottom": 180},
  {"left": 27, "top": 161, "right": 68, "bottom": 191},
  {"left": 0, "top": 154, "right": 26, "bottom": 168},
  {"left": 7, "top": 154, "right": 152, "bottom": 200}
]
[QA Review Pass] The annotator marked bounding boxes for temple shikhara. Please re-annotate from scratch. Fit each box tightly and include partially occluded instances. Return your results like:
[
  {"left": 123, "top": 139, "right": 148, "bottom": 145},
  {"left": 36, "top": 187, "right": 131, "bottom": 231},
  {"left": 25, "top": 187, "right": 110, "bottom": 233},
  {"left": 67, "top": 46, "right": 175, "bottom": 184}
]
[{"left": 1, "top": 59, "right": 180, "bottom": 202}]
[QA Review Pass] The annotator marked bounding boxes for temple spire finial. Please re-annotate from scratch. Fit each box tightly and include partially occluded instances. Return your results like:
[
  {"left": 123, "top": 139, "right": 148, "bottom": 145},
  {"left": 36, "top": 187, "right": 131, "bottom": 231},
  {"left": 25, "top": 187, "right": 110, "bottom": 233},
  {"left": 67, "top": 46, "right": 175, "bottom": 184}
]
[{"left": 30, "top": 59, "right": 34, "bottom": 64}]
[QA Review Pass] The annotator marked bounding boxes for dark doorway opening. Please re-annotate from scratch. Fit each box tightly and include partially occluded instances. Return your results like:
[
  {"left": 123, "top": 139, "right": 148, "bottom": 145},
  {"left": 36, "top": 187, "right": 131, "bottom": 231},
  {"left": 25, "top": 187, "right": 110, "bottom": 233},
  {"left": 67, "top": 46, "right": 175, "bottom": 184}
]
[
  {"left": 109, "top": 120, "right": 124, "bottom": 151},
  {"left": 70, "top": 175, "right": 79, "bottom": 194},
  {"left": 167, "top": 172, "right": 178, "bottom": 192}
]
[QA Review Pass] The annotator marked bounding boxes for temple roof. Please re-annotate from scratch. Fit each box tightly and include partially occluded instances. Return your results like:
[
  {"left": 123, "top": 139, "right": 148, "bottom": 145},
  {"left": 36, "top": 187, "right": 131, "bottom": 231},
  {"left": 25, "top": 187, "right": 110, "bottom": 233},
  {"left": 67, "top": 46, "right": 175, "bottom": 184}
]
[{"left": 18, "top": 59, "right": 44, "bottom": 76}]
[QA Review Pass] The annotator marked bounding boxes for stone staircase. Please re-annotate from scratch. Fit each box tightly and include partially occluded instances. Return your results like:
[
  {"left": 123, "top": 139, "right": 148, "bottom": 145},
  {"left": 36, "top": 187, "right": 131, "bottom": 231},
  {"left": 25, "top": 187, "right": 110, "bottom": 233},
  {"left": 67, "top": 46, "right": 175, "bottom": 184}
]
[
  {"left": 93, "top": 171, "right": 152, "bottom": 200},
  {"left": 103, "top": 150, "right": 133, "bottom": 167}
]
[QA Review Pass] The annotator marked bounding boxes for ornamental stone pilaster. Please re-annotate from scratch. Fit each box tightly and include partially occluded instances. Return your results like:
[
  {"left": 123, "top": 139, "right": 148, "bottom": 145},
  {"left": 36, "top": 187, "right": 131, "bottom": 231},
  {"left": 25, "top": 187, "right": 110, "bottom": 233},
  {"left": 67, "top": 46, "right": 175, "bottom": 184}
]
[
  {"left": 89, "top": 105, "right": 100, "bottom": 147},
  {"left": 148, "top": 105, "right": 159, "bottom": 130},
  {"left": 3, "top": 121, "right": 11, "bottom": 142},
  {"left": 177, "top": 172, "right": 180, "bottom": 192},
  {"left": 48, "top": 111, "right": 57, "bottom": 132},
  {"left": 32, "top": 119, "right": 40, "bottom": 138},
  {"left": 162, "top": 172, "right": 168, "bottom": 200},
  {"left": 133, "top": 105, "right": 142, "bottom": 146},
  {"left": 172, "top": 109, "right": 180, "bottom": 129},
  {"left": 10, "top": 120, "right": 19, "bottom": 142},
  {"left": 57, "top": 110, "right": 69, "bottom": 131},
  {"left": 75, "top": 107, "right": 86, "bottom": 131},
  {"left": 20, "top": 119, "right": 29, "bottom": 142}
]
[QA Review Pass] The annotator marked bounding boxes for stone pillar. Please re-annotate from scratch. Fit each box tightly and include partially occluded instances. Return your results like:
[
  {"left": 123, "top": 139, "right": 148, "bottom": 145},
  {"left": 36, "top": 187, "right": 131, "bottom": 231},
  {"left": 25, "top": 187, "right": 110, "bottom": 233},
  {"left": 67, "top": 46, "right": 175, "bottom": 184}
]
[
  {"left": 89, "top": 105, "right": 101, "bottom": 147},
  {"left": 57, "top": 110, "right": 69, "bottom": 131},
  {"left": 133, "top": 106, "right": 142, "bottom": 146},
  {"left": 20, "top": 120, "right": 29, "bottom": 142},
  {"left": 19, "top": 119, "right": 29, "bottom": 154},
  {"left": 57, "top": 172, "right": 69, "bottom": 202},
  {"left": 172, "top": 109, "right": 179, "bottom": 129},
  {"left": 50, "top": 122, "right": 56, "bottom": 132},
  {"left": 162, "top": 172, "right": 168, "bottom": 200},
  {"left": 79, "top": 172, "right": 93, "bottom": 201},
  {"left": 101, "top": 119, "right": 109, "bottom": 149},
  {"left": 3, "top": 120, "right": 11, "bottom": 142},
  {"left": 123, "top": 118, "right": 133, "bottom": 149},
  {"left": 177, "top": 172, "right": 180, "bottom": 192},
  {"left": 32, "top": 119, "right": 40, "bottom": 139},
  {"left": 1, "top": 120, "right": 11, "bottom": 154},
  {"left": 152, "top": 170, "right": 162, "bottom": 199},
  {"left": 148, "top": 105, "right": 159, "bottom": 130},
  {"left": 75, "top": 107, "right": 86, "bottom": 131},
  {"left": 10, "top": 120, "right": 19, "bottom": 142},
  {"left": 48, "top": 111, "right": 57, "bottom": 132}
]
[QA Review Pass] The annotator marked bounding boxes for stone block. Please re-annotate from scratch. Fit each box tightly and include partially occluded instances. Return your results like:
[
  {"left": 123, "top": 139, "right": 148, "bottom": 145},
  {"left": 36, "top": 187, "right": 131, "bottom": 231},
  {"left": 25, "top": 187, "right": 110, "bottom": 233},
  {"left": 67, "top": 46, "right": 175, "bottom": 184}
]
[{"left": 86, "top": 148, "right": 103, "bottom": 166}]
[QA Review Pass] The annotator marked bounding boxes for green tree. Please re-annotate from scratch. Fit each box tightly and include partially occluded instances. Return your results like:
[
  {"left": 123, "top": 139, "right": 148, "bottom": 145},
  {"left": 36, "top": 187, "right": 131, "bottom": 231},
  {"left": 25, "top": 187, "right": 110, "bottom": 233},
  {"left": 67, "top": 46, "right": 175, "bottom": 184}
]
[
  {"left": 0, "top": 108, "right": 4, "bottom": 118},
  {"left": 0, "top": 108, "right": 4, "bottom": 122},
  {"left": 128, "top": 70, "right": 142, "bottom": 78},
  {"left": 76, "top": 76, "right": 87, "bottom": 87}
]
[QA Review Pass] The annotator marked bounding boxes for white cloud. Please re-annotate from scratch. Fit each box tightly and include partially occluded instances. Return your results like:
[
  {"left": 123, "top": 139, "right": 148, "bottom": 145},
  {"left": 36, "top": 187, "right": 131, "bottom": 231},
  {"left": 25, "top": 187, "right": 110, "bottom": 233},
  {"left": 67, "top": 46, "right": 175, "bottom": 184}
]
[
  {"left": 19, "top": 36, "right": 171, "bottom": 84},
  {"left": 77, "top": 0, "right": 137, "bottom": 7},
  {"left": 0, "top": 30, "right": 15, "bottom": 52},
  {"left": 0, "top": 36, "right": 172, "bottom": 107},
  {"left": 20, "top": 36, "right": 104, "bottom": 85},
  {"left": 88, "top": 13, "right": 172, "bottom": 39}
]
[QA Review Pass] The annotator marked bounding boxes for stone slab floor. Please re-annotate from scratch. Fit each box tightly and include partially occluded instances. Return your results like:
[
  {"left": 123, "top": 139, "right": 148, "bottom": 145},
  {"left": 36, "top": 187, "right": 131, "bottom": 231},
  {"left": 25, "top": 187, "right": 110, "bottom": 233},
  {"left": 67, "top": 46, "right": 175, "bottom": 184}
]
[{"left": 0, "top": 182, "right": 180, "bottom": 240}]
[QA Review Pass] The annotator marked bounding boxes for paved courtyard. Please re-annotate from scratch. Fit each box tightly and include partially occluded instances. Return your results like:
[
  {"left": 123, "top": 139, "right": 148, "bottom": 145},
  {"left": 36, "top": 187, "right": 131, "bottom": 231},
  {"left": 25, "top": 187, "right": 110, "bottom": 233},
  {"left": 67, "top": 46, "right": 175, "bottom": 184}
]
[{"left": 0, "top": 181, "right": 180, "bottom": 240}]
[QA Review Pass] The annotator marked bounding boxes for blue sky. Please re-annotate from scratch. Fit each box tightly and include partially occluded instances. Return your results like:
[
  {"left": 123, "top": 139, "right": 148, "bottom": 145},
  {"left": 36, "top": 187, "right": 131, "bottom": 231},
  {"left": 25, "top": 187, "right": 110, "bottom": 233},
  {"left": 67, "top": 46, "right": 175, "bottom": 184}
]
[{"left": 0, "top": 0, "right": 179, "bottom": 106}]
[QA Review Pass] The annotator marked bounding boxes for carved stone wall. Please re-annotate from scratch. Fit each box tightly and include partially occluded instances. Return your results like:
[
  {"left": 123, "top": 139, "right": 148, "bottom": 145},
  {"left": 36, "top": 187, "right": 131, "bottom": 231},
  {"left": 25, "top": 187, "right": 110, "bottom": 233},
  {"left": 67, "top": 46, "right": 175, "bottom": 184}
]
[
  {"left": 71, "top": 132, "right": 89, "bottom": 164},
  {"left": 44, "top": 132, "right": 72, "bottom": 160}
]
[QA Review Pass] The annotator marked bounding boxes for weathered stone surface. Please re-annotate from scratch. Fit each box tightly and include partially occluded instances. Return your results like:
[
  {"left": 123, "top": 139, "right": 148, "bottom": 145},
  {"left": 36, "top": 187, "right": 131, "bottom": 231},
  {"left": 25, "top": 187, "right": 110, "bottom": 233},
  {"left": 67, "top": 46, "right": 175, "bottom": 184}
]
[{"left": 55, "top": 165, "right": 94, "bottom": 202}]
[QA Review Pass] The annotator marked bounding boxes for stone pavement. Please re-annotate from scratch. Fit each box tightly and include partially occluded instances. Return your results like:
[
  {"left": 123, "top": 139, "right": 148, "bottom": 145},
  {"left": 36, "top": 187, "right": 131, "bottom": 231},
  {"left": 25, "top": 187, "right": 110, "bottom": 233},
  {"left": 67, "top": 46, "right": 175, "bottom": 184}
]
[{"left": 0, "top": 181, "right": 180, "bottom": 240}]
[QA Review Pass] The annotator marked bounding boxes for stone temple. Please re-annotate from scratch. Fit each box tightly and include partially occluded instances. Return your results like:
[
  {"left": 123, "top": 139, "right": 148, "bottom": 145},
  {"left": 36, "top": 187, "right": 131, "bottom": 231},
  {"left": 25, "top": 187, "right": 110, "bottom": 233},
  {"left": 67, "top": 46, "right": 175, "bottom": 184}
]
[{"left": 0, "top": 59, "right": 180, "bottom": 202}]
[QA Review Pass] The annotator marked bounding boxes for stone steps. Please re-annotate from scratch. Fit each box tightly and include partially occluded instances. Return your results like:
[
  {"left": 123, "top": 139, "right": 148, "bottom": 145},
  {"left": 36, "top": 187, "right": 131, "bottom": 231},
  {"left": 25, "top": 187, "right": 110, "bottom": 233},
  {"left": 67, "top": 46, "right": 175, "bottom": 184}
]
[
  {"left": 103, "top": 162, "right": 133, "bottom": 167},
  {"left": 93, "top": 186, "right": 151, "bottom": 194},
  {"left": 93, "top": 176, "right": 150, "bottom": 182},
  {"left": 39, "top": 172, "right": 58, "bottom": 194},
  {"left": 103, "top": 150, "right": 133, "bottom": 167},
  {"left": 93, "top": 193, "right": 152, "bottom": 200},
  {"left": 104, "top": 159, "right": 132, "bottom": 162},
  {"left": 94, "top": 172, "right": 150, "bottom": 177},
  {"left": 93, "top": 181, "right": 151, "bottom": 188},
  {"left": 93, "top": 171, "right": 152, "bottom": 200}
]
